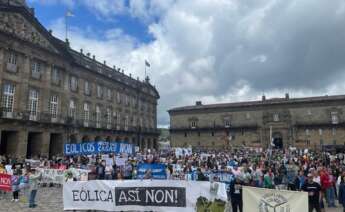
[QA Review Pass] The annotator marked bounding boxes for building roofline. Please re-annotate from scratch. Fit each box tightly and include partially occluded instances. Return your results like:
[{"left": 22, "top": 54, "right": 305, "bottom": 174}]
[
  {"left": 168, "top": 94, "right": 345, "bottom": 113},
  {"left": 0, "top": 2, "right": 160, "bottom": 99}
]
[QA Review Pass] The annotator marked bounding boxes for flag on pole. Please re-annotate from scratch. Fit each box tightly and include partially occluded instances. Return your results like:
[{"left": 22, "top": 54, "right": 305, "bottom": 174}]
[
  {"left": 65, "top": 10, "right": 74, "bottom": 17},
  {"left": 145, "top": 60, "right": 150, "bottom": 67}
]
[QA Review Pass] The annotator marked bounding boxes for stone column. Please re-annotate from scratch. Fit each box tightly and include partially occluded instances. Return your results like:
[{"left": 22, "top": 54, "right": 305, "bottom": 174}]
[
  {"left": 16, "top": 130, "right": 28, "bottom": 159},
  {"left": 40, "top": 131, "right": 51, "bottom": 158}
]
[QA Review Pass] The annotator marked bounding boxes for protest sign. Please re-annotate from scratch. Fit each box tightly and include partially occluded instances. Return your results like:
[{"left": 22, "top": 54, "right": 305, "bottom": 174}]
[
  {"left": 242, "top": 186, "right": 308, "bottom": 212},
  {"left": 115, "top": 157, "right": 126, "bottom": 167},
  {"left": 25, "top": 159, "right": 41, "bottom": 168},
  {"left": 137, "top": 163, "right": 167, "bottom": 179},
  {"left": 63, "top": 180, "right": 227, "bottom": 212},
  {"left": 0, "top": 173, "right": 12, "bottom": 192},
  {"left": 38, "top": 168, "right": 65, "bottom": 184},
  {"left": 64, "top": 142, "right": 134, "bottom": 156},
  {"left": 37, "top": 168, "right": 90, "bottom": 184}
]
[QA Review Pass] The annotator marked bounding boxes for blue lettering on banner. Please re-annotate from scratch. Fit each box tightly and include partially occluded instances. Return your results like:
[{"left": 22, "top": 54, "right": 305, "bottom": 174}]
[
  {"left": 64, "top": 142, "right": 133, "bottom": 156},
  {"left": 136, "top": 163, "right": 167, "bottom": 180}
]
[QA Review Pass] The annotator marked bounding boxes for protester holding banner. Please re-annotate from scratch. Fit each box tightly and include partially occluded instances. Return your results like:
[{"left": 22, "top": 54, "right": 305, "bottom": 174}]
[{"left": 11, "top": 170, "right": 20, "bottom": 202}]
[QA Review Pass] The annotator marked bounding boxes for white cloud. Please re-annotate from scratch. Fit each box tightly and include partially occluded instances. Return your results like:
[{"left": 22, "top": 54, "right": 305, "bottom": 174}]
[{"left": 44, "top": 0, "right": 345, "bottom": 126}]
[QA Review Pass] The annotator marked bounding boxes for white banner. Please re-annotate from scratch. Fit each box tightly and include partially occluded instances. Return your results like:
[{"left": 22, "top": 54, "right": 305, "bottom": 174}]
[
  {"left": 63, "top": 180, "right": 227, "bottom": 212},
  {"left": 243, "top": 186, "right": 308, "bottom": 212},
  {"left": 38, "top": 168, "right": 90, "bottom": 184}
]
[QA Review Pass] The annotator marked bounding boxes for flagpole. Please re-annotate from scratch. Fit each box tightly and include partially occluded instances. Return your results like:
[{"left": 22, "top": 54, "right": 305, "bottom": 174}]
[{"left": 65, "top": 12, "right": 68, "bottom": 40}]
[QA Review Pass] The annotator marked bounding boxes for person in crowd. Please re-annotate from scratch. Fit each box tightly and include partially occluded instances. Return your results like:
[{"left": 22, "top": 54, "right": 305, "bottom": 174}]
[
  {"left": 27, "top": 168, "right": 42, "bottom": 208},
  {"left": 303, "top": 173, "right": 322, "bottom": 212},
  {"left": 11, "top": 169, "right": 20, "bottom": 202},
  {"left": 229, "top": 176, "right": 243, "bottom": 212},
  {"left": 320, "top": 168, "right": 336, "bottom": 207},
  {"left": 338, "top": 175, "right": 345, "bottom": 212},
  {"left": 95, "top": 160, "right": 105, "bottom": 180}
]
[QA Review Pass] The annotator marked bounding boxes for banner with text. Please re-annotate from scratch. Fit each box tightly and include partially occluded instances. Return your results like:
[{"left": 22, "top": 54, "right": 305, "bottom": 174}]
[
  {"left": 63, "top": 180, "right": 227, "bottom": 212},
  {"left": 0, "top": 173, "right": 12, "bottom": 192},
  {"left": 243, "top": 186, "right": 308, "bottom": 212},
  {"left": 64, "top": 142, "right": 134, "bottom": 156},
  {"left": 37, "top": 168, "right": 90, "bottom": 184},
  {"left": 137, "top": 163, "right": 167, "bottom": 179}
]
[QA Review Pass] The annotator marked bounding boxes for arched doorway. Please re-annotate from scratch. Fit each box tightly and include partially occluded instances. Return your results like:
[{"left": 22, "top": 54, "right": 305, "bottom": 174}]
[
  {"left": 95, "top": 136, "right": 102, "bottom": 142},
  {"left": 82, "top": 135, "right": 90, "bottom": 143},
  {"left": 105, "top": 136, "right": 112, "bottom": 142},
  {"left": 272, "top": 132, "right": 283, "bottom": 149},
  {"left": 69, "top": 134, "right": 78, "bottom": 144}
]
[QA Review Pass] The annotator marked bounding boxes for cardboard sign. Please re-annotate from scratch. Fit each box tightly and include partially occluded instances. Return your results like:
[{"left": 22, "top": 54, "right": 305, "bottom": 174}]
[{"left": 0, "top": 173, "right": 12, "bottom": 192}]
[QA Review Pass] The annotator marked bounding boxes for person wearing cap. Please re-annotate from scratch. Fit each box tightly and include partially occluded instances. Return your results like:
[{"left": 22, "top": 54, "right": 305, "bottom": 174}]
[{"left": 302, "top": 173, "right": 321, "bottom": 212}]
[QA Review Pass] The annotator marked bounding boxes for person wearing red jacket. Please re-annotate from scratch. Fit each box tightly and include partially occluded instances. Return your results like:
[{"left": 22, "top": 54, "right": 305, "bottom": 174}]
[{"left": 321, "top": 169, "right": 336, "bottom": 208}]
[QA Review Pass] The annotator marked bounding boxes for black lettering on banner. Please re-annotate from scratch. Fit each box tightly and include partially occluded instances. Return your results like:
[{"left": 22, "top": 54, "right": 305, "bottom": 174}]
[{"left": 115, "top": 187, "right": 186, "bottom": 207}]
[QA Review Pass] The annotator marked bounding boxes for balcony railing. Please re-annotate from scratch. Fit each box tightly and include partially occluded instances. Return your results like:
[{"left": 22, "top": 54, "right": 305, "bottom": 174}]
[{"left": 0, "top": 108, "right": 158, "bottom": 133}]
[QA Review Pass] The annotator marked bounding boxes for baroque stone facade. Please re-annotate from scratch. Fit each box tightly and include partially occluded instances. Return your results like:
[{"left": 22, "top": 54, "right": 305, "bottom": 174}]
[
  {"left": 0, "top": 1, "right": 160, "bottom": 158},
  {"left": 169, "top": 95, "right": 345, "bottom": 150}
]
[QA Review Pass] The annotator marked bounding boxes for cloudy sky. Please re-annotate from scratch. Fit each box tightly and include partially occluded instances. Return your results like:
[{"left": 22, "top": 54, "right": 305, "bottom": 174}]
[{"left": 27, "top": 0, "right": 345, "bottom": 127}]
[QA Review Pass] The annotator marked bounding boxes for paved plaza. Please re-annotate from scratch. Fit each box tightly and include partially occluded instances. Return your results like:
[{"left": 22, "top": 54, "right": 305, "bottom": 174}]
[{"left": 0, "top": 186, "right": 343, "bottom": 212}]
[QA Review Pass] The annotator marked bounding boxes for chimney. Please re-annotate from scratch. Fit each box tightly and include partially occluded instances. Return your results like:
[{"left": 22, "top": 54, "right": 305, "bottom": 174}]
[
  {"left": 80, "top": 49, "right": 83, "bottom": 54},
  {"left": 196, "top": 101, "right": 202, "bottom": 106},
  {"left": 122, "top": 69, "right": 124, "bottom": 74},
  {"left": 104, "top": 60, "right": 106, "bottom": 65},
  {"left": 48, "top": 29, "right": 52, "bottom": 34},
  {"left": 129, "top": 73, "right": 132, "bottom": 78},
  {"left": 285, "top": 93, "right": 290, "bottom": 100},
  {"left": 29, "top": 8, "right": 35, "bottom": 16},
  {"left": 86, "top": 53, "right": 90, "bottom": 57},
  {"left": 65, "top": 39, "right": 70, "bottom": 47},
  {"left": 92, "top": 55, "right": 95, "bottom": 60},
  {"left": 262, "top": 95, "right": 266, "bottom": 101}
]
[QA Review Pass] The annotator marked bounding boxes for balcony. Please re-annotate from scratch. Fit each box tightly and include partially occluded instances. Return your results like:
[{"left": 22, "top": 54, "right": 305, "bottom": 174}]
[{"left": 169, "top": 124, "right": 258, "bottom": 133}]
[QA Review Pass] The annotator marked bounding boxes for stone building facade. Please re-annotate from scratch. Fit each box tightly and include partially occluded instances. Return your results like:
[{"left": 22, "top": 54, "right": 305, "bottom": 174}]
[
  {"left": 169, "top": 94, "right": 345, "bottom": 150},
  {"left": 0, "top": 0, "right": 160, "bottom": 158}
]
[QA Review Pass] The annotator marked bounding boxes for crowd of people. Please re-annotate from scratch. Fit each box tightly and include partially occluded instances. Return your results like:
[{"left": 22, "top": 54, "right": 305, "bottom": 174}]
[{"left": 1, "top": 147, "right": 345, "bottom": 212}]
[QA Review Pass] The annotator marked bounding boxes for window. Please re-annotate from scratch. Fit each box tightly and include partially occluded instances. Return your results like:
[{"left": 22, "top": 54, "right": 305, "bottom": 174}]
[
  {"left": 83, "top": 103, "right": 90, "bottom": 123},
  {"left": 97, "top": 85, "right": 103, "bottom": 98},
  {"left": 1, "top": 83, "right": 15, "bottom": 112},
  {"left": 191, "top": 121, "right": 197, "bottom": 128},
  {"left": 70, "top": 76, "right": 78, "bottom": 91},
  {"left": 117, "top": 113, "right": 121, "bottom": 129},
  {"left": 96, "top": 105, "right": 101, "bottom": 128},
  {"left": 7, "top": 51, "right": 17, "bottom": 65},
  {"left": 184, "top": 132, "right": 187, "bottom": 137},
  {"left": 49, "top": 95, "right": 58, "bottom": 119},
  {"left": 319, "top": 129, "right": 323, "bottom": 136},
  {"left": 246, "top": 113, "right": 251, "bottom": 119},
  {"left": 198, "top": 132, "right": 200, "bottom": 137},
  {"left": 133, "top": 115, "right": 136, "bottom": 127},
  {"left": 106, "top": 108, "right": 111, "bottom": 128},
  {"left": 125, "top": 115, "right": 129, "bottom": 130},
  {"left": 117, "top": 92, "right": 121, "bottom": 104},
  {"left": 51, "top": 67, "right": 60, "bottom": 85},
  {"left": 306, "top": 129, "right": 310, "bottom": 136},
  {"left": 273, "top": 113, "right": 279, "bottom": 122},
  {"left": 31, "top": 61, "right": 41, "bottom": 79},
  {"left": 211, "top": 132, "right": 215, "bottom": 136},
  {"left": 332, "top": 128, "right": 336, "bottom": 136},
  {"left": 125, "top": 95, "right": 130, "bottom": 106},
  {"left": 307, "top": 109, "right": 312, "bottom": 116},
  {"left": 331, "top": 112, "right": 339, "bottom": 124},
  {"left": 69, "top": 100, "right": 76, "bottom": 119},
  {"left": 84, "top": 81, "right": 91, "bottom": 95},
  {"left": 28, "top": 89, "right": 39, "bottom": 119},
  {"left": 225, "top": 120, "right": 230, "bottom": 128},
  {"left": 107, "top": 88, "right": 112, "bottom": 100}
]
